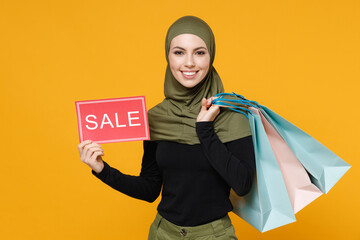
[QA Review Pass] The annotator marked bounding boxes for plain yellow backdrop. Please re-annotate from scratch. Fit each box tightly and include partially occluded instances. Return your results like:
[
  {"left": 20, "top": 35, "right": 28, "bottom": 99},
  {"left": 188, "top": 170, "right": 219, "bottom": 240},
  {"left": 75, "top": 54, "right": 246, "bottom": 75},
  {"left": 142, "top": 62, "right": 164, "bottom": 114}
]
[{"left": 1, "top": 0, "right": 359, "bottom": 239}]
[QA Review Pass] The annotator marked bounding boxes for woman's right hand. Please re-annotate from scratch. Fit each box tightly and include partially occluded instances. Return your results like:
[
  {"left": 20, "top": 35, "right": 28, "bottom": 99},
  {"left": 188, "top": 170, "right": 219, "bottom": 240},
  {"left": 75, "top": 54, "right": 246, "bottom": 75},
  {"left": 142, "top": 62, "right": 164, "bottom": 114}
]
[{"left": 78, "top": 140, "right": 105, "bottom": 174}]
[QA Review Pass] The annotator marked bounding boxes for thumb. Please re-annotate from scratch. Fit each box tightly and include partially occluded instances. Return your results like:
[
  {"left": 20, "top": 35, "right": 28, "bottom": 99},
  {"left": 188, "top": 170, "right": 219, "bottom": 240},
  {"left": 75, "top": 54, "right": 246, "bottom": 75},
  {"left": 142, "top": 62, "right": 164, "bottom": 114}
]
[{"left": 201, "top": 98, "right": 207, "bottom": 111}]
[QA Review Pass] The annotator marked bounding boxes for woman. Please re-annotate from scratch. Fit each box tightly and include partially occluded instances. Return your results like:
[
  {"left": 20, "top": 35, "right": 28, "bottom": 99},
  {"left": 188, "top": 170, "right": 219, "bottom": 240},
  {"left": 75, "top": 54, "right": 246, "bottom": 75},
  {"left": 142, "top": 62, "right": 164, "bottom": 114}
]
[{"left": 78, "top": 15, "right": 255, "bottom": 239}]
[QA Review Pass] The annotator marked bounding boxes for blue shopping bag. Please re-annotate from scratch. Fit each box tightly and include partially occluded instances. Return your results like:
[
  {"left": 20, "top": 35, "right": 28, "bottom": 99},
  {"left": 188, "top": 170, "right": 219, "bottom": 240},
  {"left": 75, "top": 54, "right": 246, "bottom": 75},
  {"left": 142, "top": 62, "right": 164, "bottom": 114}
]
[
  {"left": 258, "top": 106, "right": 351, "bottom": 194},
  {"left": 229, "top": 107, "right": 296, "bottom": 232},
  {"left": 213, "top": 92, "right": 351, "bottom": 231}
]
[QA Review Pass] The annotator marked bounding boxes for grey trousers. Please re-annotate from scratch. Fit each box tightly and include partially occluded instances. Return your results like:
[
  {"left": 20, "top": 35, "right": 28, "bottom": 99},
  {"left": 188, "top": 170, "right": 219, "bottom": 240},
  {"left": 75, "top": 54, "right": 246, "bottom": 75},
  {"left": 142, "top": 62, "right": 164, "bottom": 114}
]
[{"left": 148, "top": 213, "right": 238, "bottom": 240}]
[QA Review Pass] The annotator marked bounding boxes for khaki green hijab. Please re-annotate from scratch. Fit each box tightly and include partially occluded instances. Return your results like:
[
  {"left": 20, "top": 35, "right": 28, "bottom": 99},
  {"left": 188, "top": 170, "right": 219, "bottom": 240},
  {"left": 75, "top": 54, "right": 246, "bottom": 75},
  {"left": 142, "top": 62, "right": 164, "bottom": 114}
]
[{"left": 148, "top": 15, "right": 251, "bottom": 145}]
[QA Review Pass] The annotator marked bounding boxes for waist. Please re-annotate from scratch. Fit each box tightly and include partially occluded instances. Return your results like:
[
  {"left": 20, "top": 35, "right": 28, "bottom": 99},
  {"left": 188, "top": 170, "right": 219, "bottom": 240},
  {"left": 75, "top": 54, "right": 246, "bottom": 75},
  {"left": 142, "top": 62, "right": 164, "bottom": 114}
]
[{"left": 152, "top": 212, "right": 233, "bottom": 238}]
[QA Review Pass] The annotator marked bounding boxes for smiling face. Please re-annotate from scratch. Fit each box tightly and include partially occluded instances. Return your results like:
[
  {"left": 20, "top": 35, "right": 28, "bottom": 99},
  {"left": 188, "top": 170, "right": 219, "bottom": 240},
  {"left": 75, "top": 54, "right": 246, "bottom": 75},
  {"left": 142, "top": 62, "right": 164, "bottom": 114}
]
[{"left": 168, "top": 34, "right": 211, "bottom": 88}]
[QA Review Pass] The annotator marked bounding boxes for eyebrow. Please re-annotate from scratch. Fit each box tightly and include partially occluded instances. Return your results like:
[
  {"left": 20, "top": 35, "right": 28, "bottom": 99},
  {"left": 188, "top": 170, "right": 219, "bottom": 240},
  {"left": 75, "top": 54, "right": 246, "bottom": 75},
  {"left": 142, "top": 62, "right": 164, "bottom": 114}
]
[{"left": 172, "top": 46, "right": 207, "bottom": 51}]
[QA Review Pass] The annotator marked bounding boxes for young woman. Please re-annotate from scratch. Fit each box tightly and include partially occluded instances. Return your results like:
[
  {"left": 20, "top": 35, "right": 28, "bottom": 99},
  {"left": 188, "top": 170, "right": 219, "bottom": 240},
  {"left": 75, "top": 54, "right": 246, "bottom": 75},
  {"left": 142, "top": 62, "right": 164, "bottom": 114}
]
[{"left": 78, "top": 15, "right": 255, "bottom": 240}]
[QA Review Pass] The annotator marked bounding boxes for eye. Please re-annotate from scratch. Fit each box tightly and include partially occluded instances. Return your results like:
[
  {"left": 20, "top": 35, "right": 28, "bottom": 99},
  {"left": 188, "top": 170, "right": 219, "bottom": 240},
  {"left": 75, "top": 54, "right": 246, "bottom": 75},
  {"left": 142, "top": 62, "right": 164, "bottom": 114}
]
[
  {"left": 174, "top": 51, "right": 183, "bottom": 55},
  {"left": 196, "top": 51, "right": 206, "bottom": 55}
]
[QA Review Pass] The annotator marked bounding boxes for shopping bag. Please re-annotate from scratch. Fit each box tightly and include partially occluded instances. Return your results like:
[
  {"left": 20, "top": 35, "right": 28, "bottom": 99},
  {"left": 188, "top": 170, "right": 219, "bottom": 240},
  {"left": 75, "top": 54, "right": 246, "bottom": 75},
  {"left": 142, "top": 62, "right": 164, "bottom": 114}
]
[
  {"left": 229, "top": 107, "right": 296, "bottom": 233},
  {"left": 258, "top": 108, "right": 323, "bottom": 213},
  {"left": 259, "top": 106, "right": 351, "bottom": 194},
  {"left": 214, "top": 92, "right": 351, "bottom": 231},
  {"left": 213, "top": 92, "right": 350, "bottom": 194}
]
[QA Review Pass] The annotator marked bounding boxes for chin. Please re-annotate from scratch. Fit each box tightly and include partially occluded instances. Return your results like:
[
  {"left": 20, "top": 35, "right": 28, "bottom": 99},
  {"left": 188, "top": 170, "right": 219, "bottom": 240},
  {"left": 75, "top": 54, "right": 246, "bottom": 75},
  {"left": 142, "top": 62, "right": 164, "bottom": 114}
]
[
  {"left": 178, "top": 80, "right": 202, "bottom": 88},
  {"left": 175, "top": 75, "right": 204, "bottom": 89}
]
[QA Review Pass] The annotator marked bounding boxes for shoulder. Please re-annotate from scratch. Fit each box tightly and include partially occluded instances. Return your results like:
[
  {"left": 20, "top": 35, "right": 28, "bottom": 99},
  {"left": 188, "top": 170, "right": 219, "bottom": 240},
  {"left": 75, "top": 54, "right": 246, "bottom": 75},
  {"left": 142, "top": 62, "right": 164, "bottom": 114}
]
[
  {"left": 216, "top": 108, "right": 250, "bottom": 131},
  {"left": 213, "top": 108, "right": 252, "bottom": 143}
]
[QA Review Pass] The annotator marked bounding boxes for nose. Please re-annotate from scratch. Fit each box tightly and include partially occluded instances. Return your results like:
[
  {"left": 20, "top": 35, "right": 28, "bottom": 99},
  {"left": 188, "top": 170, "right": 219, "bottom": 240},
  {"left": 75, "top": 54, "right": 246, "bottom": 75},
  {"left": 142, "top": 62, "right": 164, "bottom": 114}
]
[{"left": 184, "top": 54, "right": 195, "bottom": 68}]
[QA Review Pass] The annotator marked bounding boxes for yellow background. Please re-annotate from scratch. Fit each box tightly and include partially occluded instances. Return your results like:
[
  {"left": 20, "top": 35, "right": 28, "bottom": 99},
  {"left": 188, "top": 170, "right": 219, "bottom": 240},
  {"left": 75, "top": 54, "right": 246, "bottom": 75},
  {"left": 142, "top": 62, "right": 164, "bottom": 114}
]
[{"left": 1, "top": 0, "right": 359, "bottom": 239}]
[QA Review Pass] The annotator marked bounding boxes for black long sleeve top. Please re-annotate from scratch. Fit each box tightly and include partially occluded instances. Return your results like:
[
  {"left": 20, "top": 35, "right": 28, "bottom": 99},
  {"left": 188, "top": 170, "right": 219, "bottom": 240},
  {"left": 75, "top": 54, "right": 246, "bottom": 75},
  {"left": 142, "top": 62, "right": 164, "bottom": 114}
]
[{"left": 92, "top": 121, "right": 255, "bottom": 226}]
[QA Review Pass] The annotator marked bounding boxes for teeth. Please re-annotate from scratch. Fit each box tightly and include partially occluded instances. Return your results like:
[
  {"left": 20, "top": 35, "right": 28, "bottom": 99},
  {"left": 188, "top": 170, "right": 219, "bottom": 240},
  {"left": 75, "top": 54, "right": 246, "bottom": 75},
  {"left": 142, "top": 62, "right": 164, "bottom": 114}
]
[{"left": 182, "top": 71, "right": 197, "bottom": 76}]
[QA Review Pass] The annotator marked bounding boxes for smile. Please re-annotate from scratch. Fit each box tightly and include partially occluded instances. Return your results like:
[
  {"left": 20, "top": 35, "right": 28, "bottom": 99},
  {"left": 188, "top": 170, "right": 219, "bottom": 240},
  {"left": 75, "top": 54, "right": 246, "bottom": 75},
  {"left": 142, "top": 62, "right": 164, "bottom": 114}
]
[{"left": 181, "top": 71, "right": 199, "bottom": 79}]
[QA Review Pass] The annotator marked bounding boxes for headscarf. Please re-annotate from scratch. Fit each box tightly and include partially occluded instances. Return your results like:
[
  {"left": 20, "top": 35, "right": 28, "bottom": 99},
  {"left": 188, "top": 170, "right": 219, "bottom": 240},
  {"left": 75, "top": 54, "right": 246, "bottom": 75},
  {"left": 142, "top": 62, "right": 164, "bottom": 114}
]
[{"left": 148, "top": 15, "right": 251, "bottom": 145}]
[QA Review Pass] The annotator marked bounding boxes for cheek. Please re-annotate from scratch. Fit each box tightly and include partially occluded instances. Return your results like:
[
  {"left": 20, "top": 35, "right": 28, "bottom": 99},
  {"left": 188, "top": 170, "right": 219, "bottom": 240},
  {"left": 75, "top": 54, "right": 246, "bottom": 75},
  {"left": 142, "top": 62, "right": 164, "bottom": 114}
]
[
  {"left": 169, "top": 57, "right": 180, "bottom": 71},
  {"left": 168, "top": 58, "right": 181, "bottom": 81},
  {"left": 198, "top": 57, "right": 210, "bottom": 71}
]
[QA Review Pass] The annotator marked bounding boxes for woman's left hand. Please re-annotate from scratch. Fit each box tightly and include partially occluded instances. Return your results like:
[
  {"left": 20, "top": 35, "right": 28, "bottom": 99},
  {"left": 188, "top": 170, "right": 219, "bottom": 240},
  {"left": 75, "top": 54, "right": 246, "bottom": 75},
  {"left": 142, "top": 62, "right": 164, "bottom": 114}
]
[{"left": 197, "top": 97, "right": 220, "bottom": 122}]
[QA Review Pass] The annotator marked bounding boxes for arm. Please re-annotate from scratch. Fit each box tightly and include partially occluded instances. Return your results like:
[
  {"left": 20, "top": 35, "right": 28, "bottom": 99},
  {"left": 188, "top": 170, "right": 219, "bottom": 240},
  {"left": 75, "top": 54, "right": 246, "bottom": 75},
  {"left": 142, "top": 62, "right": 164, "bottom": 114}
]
[
  {"left": 92, "top": 141, "right": 162, "bottom": 203},
  {"left": 196, "top": 121, "right": 255, "bottom": 196}
]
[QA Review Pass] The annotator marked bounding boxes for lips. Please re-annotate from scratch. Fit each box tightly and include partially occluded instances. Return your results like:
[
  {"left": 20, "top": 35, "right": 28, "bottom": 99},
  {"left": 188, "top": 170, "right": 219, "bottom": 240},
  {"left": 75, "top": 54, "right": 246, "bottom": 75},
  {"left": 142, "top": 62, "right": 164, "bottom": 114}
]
[{"left": 181, "top": 70, "right": 199, "bottom": 79}]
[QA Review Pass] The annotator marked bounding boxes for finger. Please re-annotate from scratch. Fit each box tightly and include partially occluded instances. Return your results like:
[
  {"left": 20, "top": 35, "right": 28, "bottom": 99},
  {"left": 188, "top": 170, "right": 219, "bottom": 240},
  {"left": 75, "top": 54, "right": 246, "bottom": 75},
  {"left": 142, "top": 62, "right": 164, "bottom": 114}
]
[
  {"left": 85, "top": 148, "right": 100, "bottom": 163},
  {"left": 212, "top": 96, "right": 221, "bottom": 106},
  {"left": 88, "top": 147, "right": 104, "bottom": 153},
  {"left": 84, "top": 142, "right": 100, "bottom": 151},
  {"left": 79, "top": 141, "right": 97, "bottom": 156},
  {"left": 81, "top": 142, "right": 96, "bottom": 158},
  {"left": 206, "top": 98, "right": 212, "bottom": 108},
  {"left": 209, "top": 104, "right": 220, "bottom": 111},
  {"left": 90, "top": 151, "right": 104, "bottom": 162},
  {"left": 208, "top": 105, "right": 220, "bottom": 115},
  {"left": 210, "top": 96, "right": 216, "bottom": 106},
  {"left": 81, "top": 143, "right": 101, "bottom": 161},
  {"left": 208, "top": 107, "right": 220, "bottom": 120},
  {"left": 78, "top": 140, "right": 92, "bottom": 149},
  {"left": 215, "top": 104, "right": 229, "bottom": 108},
  {"left": 78, "top": 140, "right": 92, "bottom": 154},
  {"left": 201, "top": 98, "right": 207, "bottom": 111},
  {"left": 84, "top": 145, "right": 104, "bottom": 160}
]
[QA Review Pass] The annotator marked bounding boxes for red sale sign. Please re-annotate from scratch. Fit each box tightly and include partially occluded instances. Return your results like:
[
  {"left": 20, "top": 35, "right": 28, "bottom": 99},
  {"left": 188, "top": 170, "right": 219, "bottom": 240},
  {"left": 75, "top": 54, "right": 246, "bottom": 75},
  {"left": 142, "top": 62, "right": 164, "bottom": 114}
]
[{"left": 75, "top": 96, "right": 150, "bottom": 143}]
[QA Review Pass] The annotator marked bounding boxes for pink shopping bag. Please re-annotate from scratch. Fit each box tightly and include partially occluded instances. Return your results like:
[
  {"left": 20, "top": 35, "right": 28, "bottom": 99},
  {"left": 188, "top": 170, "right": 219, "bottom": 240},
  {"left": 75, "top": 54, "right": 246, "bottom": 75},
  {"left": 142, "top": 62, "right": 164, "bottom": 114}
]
[{"left": 257, "top": 108, "right": 323, "bottom": 213}]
